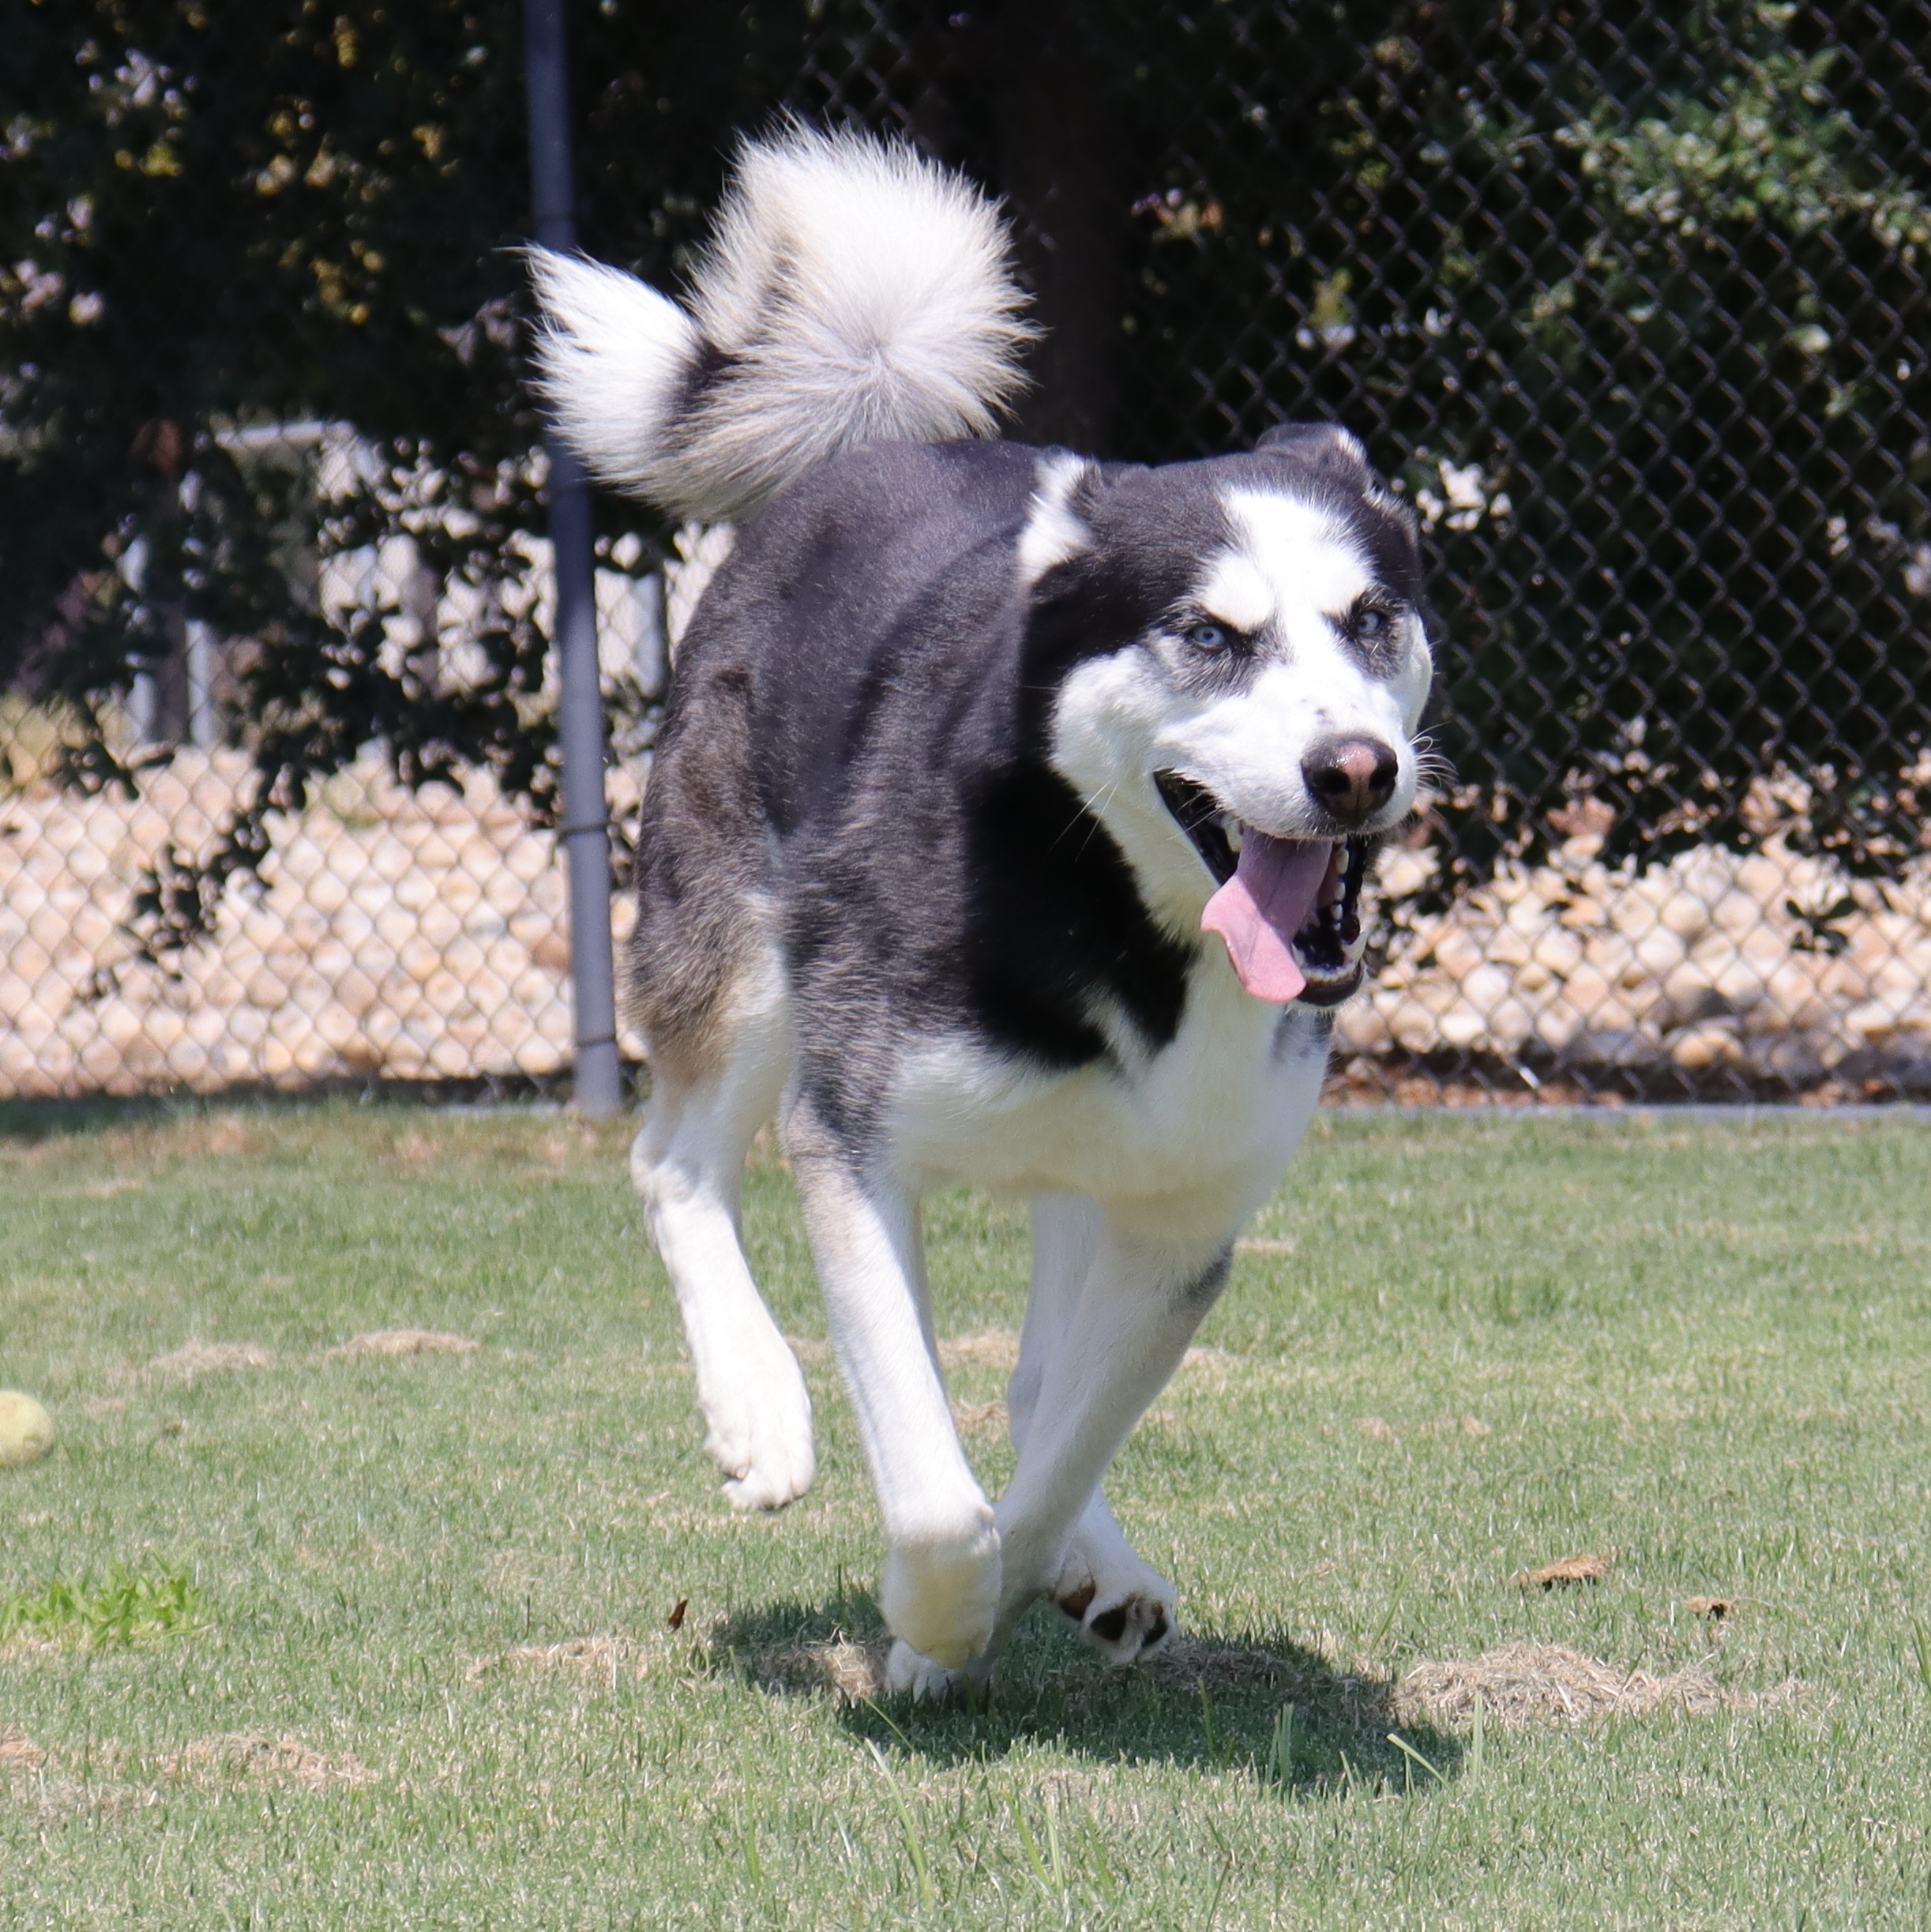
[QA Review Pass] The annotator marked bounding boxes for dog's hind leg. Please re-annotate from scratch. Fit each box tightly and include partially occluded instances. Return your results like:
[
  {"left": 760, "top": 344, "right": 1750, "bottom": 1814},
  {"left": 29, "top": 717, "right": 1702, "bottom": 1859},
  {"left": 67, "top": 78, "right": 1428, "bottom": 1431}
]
[
  {"left": 990, "top": 1214, "right": 1232, "bottom": 1665},
  {"left": 785, "top": 1099, "right": 1000, "bottom": 1694},
  {"left": 631, "top": 957, "right": 816, "bottom": 1512},
  {"left": 1010, "top": 1195, "right": 1178, "bottom": 1663}
]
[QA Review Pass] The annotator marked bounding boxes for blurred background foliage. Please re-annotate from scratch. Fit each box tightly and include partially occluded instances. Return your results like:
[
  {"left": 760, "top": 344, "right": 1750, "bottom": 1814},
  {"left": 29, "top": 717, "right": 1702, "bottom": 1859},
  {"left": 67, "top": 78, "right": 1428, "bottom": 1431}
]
[{"left": 2, "top": 0, "right": 1927, "bottom": 942}]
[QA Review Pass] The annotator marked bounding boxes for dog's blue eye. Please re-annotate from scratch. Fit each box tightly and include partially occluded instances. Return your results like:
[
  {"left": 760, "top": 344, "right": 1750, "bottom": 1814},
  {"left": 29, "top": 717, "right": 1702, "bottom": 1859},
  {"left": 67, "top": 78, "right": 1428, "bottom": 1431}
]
[
  {"left": 1185, "top": 621, "right": 1229, "bottom": 652},
  {"left": 1357, "top": 608, "right": 1386, "bottom": 637}
]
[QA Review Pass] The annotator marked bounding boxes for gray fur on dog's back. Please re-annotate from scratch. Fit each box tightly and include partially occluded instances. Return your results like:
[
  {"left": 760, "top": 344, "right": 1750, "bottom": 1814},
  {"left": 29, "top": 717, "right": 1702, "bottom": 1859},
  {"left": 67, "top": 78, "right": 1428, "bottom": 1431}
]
[{"left": 627, "top": 438, "right": 1042, "bottom": 1084}]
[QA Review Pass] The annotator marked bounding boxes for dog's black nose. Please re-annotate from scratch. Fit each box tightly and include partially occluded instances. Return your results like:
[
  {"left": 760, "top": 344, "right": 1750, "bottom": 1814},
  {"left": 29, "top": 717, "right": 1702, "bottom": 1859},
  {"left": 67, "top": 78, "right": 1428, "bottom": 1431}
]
[{"left": 1302, "top": 736, "right": 1399, "bottom": 825}]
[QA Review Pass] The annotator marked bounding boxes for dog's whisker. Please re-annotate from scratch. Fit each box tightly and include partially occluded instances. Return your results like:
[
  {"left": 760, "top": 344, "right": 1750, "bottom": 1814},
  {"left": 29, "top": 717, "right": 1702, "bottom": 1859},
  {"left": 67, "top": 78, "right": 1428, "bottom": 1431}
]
[{"left": 1071, "top": 784, "right": 1119, "bottom": 858}]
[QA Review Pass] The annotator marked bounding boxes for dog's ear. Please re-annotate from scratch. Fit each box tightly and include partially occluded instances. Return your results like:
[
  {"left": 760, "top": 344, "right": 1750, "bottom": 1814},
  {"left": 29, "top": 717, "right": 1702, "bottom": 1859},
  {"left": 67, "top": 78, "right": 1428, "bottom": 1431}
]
[
  {"left": 1258, "top": 419, "right": 1426, "bottom": 584},
  {"left": 1254, "top": 420, "right": 1373, "bottom": 483},
  {"left": 1258, "top": 420, "right": 1419, "bottom": 539}
]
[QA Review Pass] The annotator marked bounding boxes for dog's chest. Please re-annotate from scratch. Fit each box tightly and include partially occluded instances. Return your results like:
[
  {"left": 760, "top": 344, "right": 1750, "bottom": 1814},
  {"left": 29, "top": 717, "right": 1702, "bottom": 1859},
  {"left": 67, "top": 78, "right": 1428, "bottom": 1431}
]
[{"left": 886, "top": 969, "right": 1328, "bottom": 1220}]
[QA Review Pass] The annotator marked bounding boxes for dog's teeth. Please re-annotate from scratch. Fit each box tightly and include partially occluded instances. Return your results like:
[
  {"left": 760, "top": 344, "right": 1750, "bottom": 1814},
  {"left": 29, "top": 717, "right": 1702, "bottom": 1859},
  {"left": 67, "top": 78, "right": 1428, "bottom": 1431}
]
[{"left": 1225, "top": 818, "right": 1244, "bottom": 854}]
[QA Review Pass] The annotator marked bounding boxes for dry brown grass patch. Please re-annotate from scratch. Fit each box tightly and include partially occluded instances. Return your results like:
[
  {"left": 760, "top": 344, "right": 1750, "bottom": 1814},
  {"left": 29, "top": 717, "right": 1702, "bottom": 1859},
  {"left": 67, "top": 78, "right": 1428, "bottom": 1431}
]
[
  {"left": 68, "top": 1177, "right": 145, "bottom": 1199},
  {"left": 748, "top": 1635, "right": 891, "bottom": 1704},
  {"left": 466, "top": 1635, "right": 644, "bottom": 1685},
  {"left": 1397, "top": 1643, "right": 1801, "bottom": 1727},
  {"left": 167, "top": 1734, "right": 379, "bottom": 1790},
  {"left": 146, "top": 1340, "right": 276, "bottom": 1381},
  {"left": 938, "top": 1330, "right": 1019, "bottom": 1371},
  {"left": 1354, "top": 1414, "right": 1490, "bottom": 1445},
  {"left": 332, "top": 1329, "right": 479, "bottom": 1359},
  {"left": 1, "top": 1767, "right": 153, "bottom": 1822},
  {"left": 393, "top": 1130, "right": 441, "bottom": 1171},
  {"left": 181, "top": 1115, "right": 257, "bottom": 1160},
  {"left": 534, "top": 1125, "right": 602, "bottom": 1172},
  {"left": 951, "top": 1398, "right": 1008, "bottom": 1435},
  {"left": 6, "top": 1730, "right": 373, "bottom": 1816},
  {"left": 1177, "top": 1346, "right": 1240, "bottom": 1392},
  {"left": 1511, "top": 1552, "right": 1611, "bottom": 1589}
]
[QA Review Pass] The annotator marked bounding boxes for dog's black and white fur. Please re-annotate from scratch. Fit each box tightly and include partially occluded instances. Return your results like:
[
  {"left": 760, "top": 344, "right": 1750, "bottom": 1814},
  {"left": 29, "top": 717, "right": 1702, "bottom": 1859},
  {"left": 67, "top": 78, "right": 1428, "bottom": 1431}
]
[{"left": 532, "top": 127, "right": 1433, "bottom": 1696}]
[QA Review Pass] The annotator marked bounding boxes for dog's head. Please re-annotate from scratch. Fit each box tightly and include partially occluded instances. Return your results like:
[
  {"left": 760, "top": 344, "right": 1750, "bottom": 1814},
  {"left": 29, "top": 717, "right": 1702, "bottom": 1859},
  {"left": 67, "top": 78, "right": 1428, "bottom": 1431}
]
[{"left": 1020, "top": 424, "right": 1434, "bottom": 1007}]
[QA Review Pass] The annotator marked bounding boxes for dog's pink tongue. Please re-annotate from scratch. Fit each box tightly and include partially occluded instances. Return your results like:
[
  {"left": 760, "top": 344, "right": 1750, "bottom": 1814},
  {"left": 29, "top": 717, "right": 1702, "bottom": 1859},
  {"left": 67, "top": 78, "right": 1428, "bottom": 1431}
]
[{"left": 1201, "top": 835, "right": 1332, "bottom": 1003}]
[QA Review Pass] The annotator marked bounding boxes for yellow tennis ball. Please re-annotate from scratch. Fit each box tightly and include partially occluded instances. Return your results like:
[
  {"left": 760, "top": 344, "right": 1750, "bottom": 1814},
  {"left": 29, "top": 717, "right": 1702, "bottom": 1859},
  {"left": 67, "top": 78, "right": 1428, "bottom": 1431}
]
[{"left": 0, "top": 1392, "right": 55, "bottom": 1468}]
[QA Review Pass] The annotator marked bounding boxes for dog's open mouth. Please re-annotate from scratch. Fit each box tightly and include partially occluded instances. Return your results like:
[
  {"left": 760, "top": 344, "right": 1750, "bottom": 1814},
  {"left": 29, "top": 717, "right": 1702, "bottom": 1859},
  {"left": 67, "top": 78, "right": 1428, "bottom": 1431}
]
[{"left": 1155, "top": 771, "right": 1372, "bottom": 1006}]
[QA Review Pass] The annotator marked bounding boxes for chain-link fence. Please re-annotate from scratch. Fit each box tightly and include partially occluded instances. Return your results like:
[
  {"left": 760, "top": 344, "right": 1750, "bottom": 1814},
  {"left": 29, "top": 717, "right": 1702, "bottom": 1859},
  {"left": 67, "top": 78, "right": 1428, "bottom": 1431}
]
[
  {"left": 5, "top": 2, "right": 1929, "bottom": 1103},
  {"left": 0, "top": 493, "right": 701, "bottom": 1099}
]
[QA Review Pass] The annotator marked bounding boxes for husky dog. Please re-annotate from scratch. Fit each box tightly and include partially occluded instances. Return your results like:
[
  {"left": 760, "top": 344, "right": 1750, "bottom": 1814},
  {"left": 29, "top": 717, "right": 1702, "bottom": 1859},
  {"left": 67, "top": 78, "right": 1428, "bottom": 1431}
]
[{"left": 532, "top": 126, "right": 1432, "bottom": 1696}]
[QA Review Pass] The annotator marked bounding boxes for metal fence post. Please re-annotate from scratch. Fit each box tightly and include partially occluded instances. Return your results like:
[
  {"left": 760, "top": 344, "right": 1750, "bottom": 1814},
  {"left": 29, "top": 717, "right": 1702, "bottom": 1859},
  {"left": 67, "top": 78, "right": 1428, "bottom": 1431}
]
[{"left": 523, "top": 0, "right": 622, "bottom": 1117}]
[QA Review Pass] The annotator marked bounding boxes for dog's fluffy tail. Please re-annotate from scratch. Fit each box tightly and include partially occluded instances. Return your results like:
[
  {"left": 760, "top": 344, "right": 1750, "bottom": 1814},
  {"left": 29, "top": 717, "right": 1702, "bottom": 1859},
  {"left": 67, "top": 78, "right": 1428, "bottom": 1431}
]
[{"left": 528, "top": 125, "right": 1033, "bottom": 524}]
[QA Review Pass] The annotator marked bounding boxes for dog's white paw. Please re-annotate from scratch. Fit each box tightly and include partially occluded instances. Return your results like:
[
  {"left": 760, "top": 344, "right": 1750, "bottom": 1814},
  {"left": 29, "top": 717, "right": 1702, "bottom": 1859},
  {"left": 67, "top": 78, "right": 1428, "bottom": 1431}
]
[
  {"left": 1049, "top": 1539, "right": 1178, "bottom": 1666},
  {"left": 878, "top": 1513, "right": 1001, "bottom": 1670},
  {"left": 701, "top": 1343, "right": 817, "bottom": 1512},
  {"left": 882, "top": 1639, "right": 965, "bottom": 1701}
]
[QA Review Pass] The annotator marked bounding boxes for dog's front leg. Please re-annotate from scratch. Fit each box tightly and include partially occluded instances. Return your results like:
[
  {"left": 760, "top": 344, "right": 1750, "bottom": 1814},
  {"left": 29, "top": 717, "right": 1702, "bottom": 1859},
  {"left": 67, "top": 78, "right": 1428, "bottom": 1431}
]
[
  {"left": 1012, "top": 1195, "right": 1178, "bottom": 1659},
  {"left": 787, "top": 1107, "right": 1000, "bottom": 1693},
  {"left": 991, "top": 1218, "right": 1231, "bottom": 1663}
]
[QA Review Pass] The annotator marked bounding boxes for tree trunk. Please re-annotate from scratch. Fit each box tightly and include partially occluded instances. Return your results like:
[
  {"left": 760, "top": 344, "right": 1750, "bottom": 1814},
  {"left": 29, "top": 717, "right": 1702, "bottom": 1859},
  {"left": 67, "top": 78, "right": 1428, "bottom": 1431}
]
[
  {"left": 147, "top": 484, "right": 191, "bottom": 746},
  {"left": 992, "top": 0, "right": 1128, "bottom": 455}
]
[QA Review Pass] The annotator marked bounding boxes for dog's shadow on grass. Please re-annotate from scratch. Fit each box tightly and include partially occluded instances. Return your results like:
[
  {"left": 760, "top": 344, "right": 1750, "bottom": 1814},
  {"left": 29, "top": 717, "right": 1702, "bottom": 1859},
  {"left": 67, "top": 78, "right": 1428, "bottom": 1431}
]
[{"left": 708, "top": 1595, "right": 1461, "bottom": 1792}]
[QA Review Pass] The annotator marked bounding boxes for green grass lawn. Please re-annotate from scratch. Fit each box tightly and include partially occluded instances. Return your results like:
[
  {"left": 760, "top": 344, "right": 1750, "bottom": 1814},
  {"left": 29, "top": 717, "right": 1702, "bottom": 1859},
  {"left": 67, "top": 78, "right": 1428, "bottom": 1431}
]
[{"left": 3, "top": 1102, "right": 1931, "bottom": 1927}]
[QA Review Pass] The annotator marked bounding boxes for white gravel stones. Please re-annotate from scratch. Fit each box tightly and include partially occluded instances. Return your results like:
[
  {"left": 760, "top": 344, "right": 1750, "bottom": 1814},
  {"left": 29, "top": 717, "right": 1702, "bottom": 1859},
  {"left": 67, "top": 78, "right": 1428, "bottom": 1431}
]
[
  {"left": 1342, "top": 835, "right": 1931, "bottom": 1086},
  {"left": 0, "top": 750, "right": 644, "bottom": 1097},
  {"left": 2, "top": 748, "right": 1926, "bottom": 1095}
]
